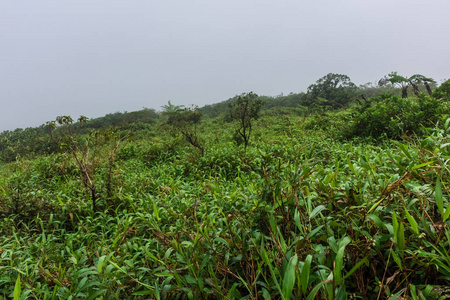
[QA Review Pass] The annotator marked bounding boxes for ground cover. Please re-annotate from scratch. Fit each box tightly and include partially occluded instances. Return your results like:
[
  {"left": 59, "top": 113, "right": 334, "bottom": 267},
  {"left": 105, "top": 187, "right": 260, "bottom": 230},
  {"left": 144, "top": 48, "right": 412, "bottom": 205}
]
[{"left": 1, "top": 111, "right": 450, "bottom": 299}]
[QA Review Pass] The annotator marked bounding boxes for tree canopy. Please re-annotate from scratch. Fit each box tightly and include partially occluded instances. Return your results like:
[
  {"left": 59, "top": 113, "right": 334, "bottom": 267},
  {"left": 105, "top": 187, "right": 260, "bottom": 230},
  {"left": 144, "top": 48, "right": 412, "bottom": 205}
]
[{"left": 306, "top": 73, "right": 357, "bottom": 108}]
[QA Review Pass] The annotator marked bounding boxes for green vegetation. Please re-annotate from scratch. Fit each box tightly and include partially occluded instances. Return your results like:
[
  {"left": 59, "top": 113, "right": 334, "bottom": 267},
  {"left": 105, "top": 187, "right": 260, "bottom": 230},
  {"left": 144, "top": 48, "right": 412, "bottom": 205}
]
[
  {"left": 163, "top": 103, "right": 205, "bottom": 157},
  {"left": 1, "top": 74, "right": 450, "bottom": 299},
  {"left": 227, "top": 92, "right": 264, "bottom": 151}
]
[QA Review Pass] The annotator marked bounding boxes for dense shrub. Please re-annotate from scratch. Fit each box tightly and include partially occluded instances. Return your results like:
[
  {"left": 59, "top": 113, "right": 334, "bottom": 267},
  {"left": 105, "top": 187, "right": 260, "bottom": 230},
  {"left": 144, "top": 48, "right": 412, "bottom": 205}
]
[
  {"left": 433, "top": 79, "right": 450, "bottom": 101},
  {"left": 347, "top": 94, "right": 443, "bottom": 139}
]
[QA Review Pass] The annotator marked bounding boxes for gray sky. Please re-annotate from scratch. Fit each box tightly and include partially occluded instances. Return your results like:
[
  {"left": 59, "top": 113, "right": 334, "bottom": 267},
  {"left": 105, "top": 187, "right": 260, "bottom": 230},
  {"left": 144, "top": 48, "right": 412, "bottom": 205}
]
[{"left": 1, "top": 0, "right": 449, "bottom": 131}]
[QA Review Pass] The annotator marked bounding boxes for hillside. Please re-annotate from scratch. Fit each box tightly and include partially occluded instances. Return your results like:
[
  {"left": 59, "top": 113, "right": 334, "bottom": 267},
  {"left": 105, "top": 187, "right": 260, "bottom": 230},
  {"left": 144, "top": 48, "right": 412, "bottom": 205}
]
[{"left": 0, "top": 75, "right": 450, "bottom": 299}]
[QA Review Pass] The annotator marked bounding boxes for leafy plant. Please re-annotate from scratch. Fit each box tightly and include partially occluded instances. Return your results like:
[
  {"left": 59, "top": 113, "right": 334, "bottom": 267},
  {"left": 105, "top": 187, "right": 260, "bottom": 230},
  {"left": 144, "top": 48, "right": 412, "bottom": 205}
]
[{"left": 227, "top": 92, "right": 264, "bottom": 151}]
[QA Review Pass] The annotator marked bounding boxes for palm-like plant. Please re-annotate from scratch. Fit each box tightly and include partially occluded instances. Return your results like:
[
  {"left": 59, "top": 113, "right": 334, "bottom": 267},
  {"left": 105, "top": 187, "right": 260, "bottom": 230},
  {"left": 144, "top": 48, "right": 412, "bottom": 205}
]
[
  {"left": 378, "top": 72, "right": 410, "bottom": 98},
  {"left": 161, "top": 100, "right": 185, "bottom": 114},
  {"left": 379, "top": 72, "right": 436, "bottom": 98},
  {"left": 409, "top": 74, "right": 436, "bottom": 96}
]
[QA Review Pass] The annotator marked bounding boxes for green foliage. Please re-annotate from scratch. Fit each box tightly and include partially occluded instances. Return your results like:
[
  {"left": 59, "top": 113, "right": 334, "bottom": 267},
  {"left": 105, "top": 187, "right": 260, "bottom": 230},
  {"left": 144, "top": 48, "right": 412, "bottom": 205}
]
[
  {"left": 347, "top": 94, "right": 443, "bottom": 139},
  {"left": 2, "top": 74, "right": 450, "bottom": 299},
  {"left": 1, "top": 115, "right": 450, "bottom": 298},
  {"left": 306, "top": 73, "right": 357, "bottom": 108},
  {"left": 433, "top": 79, "right": 450, "bottom": 101},
  {"left": 227, "top": 92, "right": 264, "bottom": 150},
  {"left": 163, "top": 103, "right": 205, "bottom": 156},
  {"left": 379, "top": 72, "right": 436, "bottom": 98},
  {"left": 359, "top": 81, "right": 401, "bottom": 99},
  {"left": 47, "top": 116, "right": 126, "bottom": 212},
  {"left": 0, "top": 126, "right": 56, "bottom": 163},
  {"left": 379, "top": 71, "right": 411, "bottom": 98},
  {"left": 85, "top": 108, "right": 159, "bottom": 130}
]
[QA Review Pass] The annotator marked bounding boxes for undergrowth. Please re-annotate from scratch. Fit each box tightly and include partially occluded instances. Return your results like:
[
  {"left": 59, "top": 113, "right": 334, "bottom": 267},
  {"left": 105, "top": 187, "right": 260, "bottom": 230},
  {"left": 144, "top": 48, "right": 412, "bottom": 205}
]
[{"left": 1, "top": 114, "right": 450, "bottom": 299}]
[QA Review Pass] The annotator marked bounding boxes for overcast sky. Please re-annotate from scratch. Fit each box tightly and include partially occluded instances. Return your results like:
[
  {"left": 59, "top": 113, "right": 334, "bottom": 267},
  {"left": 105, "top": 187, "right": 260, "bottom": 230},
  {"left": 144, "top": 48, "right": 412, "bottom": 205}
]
[{"left": 1, "top": 0, "right": 449, "bottom": 131}]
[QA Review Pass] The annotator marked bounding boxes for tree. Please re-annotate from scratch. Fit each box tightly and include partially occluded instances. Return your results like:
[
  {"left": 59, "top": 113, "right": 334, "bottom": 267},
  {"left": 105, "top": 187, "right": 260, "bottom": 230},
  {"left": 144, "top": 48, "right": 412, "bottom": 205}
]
[
  {"left": 163, "top": 103, "right": 205, "bottom": 156},
  {"left": 379, "top": 72, "right": 410, "bottom": 98},
  {"left": 409, "top": 74, "right": 436, "bottom": 96},
  {"left": 306, "top": 73, "right": 357, "bottom": 108},
  {"left": 47, "top": 116, "right": 125, "bottom": 212},
  {"left": 378, "top": 72, "right": 436, "bottom": 98},
  {"left": 161, "top": 100, "right": 185, "bottom": 114},
  {"left": 227, "top": 92, "right": 264, "bottom": 151}
]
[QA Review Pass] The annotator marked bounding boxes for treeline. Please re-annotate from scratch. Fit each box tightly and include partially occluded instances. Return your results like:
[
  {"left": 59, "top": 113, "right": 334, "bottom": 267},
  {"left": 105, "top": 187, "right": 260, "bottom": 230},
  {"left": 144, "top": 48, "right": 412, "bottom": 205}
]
[
  {"left": 0, "top": 109, "right": 160, "bottom": 163},
  {"left": 1, "top": 72, "right": 449, "bottom": 163}
]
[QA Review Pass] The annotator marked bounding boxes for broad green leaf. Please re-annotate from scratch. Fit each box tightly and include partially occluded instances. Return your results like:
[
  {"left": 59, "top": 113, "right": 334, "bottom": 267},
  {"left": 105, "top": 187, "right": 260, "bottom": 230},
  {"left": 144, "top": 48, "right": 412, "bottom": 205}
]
[
  {"left": 262, "top": 288, "right": 271, "bottom": 300},
  {"left": 155, "top": 272, "right": 173, "bottom": 277},
  {"left": 132, "top": 290, "right": 154, "bottom": 296},
  {"left": 444, "top": 205, "right": 450, "bottom": 222},
  {"left": 343, "top": 257, "right": 368, "bottom": 280},
  {"left": 181, "top": 241, "right": 193, "bottom": 247},
  {"left": 410, "top": 161, "right": 434, "bottom": 170},
  {"left": 328, "top": 236, "right": 339, "bottom": 253},
  {"left": 184, "top": 275, "right": 197, "bottom": 285},
  {"left": 306, "top": 281, "right": 326, "bottom": 300},
  {"left": 307, "top": 225, "right": 324, "bottom": 239},
  {"left": 300, "top": 255, "right": 312, "bottom": 295},
  {"left": 335, "top": 284, "right": 347, "bottom": 300},
  {"left": 294, "top": 209, "right": 303, "bottom": 233},
  {"left": 410, "top": 284, "right": 418, "bottom": 300},
  {"left": 78, "top": 277, "right": 88, "bottom": 291},
  {"left": 164, "top": 248, "right": 173, "bottom": 260},
  {"left": 97, "top": 255, "right": 107, "bottom": 274},
  {"left": 338, "top": 236, "right": 351, "bottom": 249},
  {"left": 392, "top": 211, "right": 399, "bottom": 239},
  {"left": 367, "top": 214, "right": 385, "bottom": 229},
  {"left": 436, "top": 178, "right": 444, "bottom": 215},
  {"left": 404, "top": 207, "right": 419, "bottom": 235},
  {"left": 310, "top": 205, "right": 326, "bottom": 219},
  {"left": 226, "top": 283, "right": 240, "bottom": 299},
  {"left": 391, "top": 250, "right": 403, "bottom": 271},
  {"left": 213, "top": 237, "right": 229, "bottom": 247},
  {"left": 334, "top": 245, "right": 346, "bottom": 285},
  {"left": 282, "top": 254, "right": 298, "bottom": 300},
  {"left": 387, "top": 288, "right": 405, "bottom": 300},
  {"left": 13, "top": 276, "right": 21, "bottom": 300},
  {"left": 368, "top": 198, "right": 384, "bottom": 214},
  {"left": 394, "top": 140, "right": 412, "bottom": 160},
  {"left": 397, "top": 222, "right": 405, "bottom": 252},
  {"left": 86, "top": 289, "right": 107, "bottom": 300}
]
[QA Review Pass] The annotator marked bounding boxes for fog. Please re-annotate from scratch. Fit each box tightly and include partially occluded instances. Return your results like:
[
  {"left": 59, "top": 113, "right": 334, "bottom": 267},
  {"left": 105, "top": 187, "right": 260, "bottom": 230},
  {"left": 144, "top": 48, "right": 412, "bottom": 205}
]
[{"left": 1, "top": 0, "right": 449, "bottom": 131}]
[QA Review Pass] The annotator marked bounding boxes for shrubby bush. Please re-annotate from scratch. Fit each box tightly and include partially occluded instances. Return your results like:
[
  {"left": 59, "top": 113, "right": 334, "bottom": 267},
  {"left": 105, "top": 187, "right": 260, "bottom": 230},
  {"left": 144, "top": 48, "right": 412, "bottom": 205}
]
[
  {"left": 346, "top": 94, "right": 444, "bottom": 139},
  {"left": 433, "top": 79, "right": 450, "bottom": 101}
]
